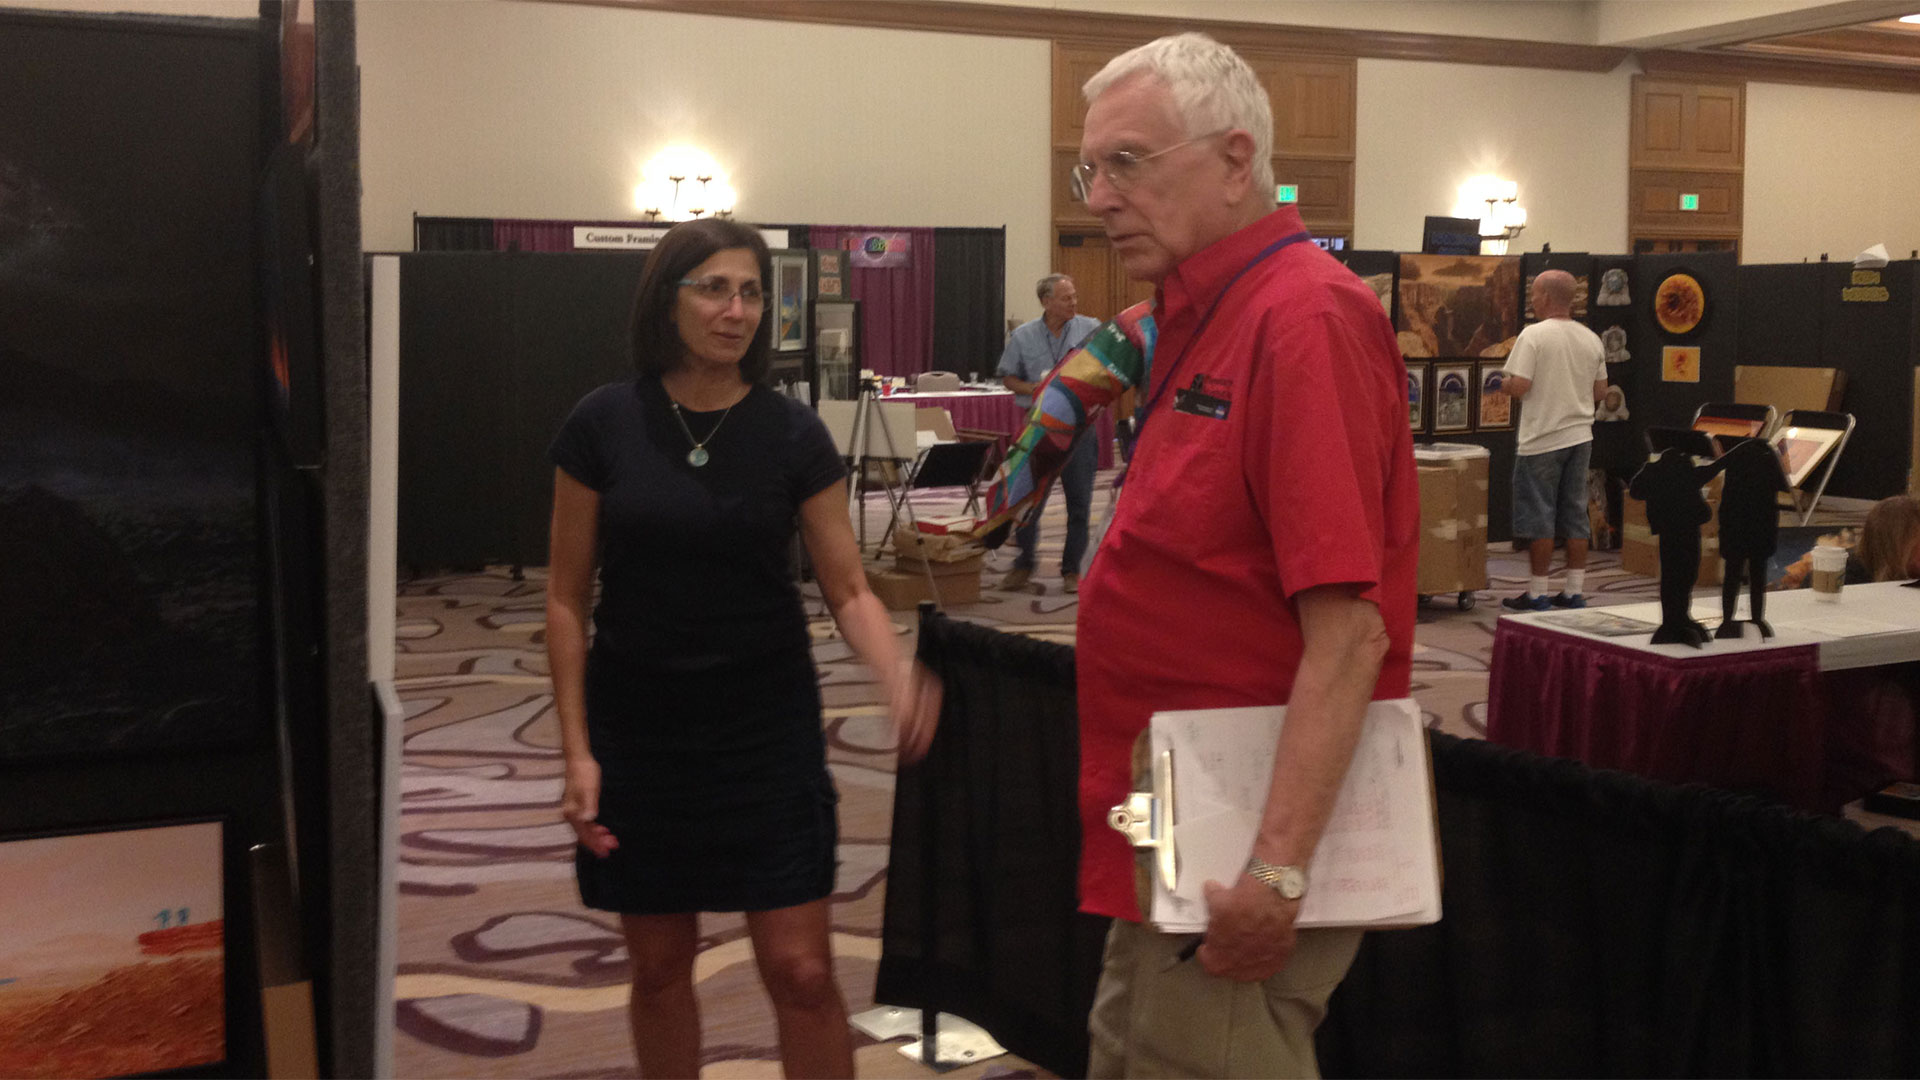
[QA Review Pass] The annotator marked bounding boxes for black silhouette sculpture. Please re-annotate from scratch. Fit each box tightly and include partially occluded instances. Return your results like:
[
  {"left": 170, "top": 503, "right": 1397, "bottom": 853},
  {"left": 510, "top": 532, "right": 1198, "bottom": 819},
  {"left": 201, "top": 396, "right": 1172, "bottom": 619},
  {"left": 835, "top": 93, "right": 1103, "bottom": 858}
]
[
  {"left": 1705, "top": 437, "right": 1791, "bottom": 639},
  {"left": 1628, "top": 448, "right": 1716, "bottom": 647}
]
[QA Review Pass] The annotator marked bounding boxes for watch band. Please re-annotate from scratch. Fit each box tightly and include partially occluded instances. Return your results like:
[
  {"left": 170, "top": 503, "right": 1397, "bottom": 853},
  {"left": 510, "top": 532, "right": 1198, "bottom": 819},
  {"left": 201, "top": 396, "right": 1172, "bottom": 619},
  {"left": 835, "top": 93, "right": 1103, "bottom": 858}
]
[{"left": 1244, "top": 859, "right": 1308, "bottom": 900}]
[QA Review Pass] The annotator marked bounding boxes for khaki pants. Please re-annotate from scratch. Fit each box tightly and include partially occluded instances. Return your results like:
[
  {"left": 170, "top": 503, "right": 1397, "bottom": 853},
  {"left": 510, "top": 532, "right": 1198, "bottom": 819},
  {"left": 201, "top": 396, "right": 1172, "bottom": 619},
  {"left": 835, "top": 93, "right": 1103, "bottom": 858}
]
[{"left": 1086, "top": 918, "right": 1362, "bottom": 1079}]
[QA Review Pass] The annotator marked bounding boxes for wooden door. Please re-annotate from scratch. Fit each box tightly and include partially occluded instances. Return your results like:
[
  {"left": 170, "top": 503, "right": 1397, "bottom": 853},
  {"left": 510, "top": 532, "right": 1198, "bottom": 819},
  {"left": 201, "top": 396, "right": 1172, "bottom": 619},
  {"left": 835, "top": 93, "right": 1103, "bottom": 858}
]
[{"left": 1056, "top": 230, "right": 1117, "bottom": 322}]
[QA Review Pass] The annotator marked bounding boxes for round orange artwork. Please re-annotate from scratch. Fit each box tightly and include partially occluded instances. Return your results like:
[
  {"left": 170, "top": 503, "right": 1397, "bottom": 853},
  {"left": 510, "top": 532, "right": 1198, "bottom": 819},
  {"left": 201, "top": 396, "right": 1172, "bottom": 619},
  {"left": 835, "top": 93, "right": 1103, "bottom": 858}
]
[{"left": 1654, "top": 272, "right": 1706, "bottom": 335}]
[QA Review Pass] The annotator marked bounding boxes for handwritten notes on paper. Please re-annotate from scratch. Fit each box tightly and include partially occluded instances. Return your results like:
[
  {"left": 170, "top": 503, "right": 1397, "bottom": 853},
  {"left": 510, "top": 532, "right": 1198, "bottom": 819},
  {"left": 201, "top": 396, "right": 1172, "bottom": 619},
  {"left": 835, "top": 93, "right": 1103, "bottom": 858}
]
[{"left": 1148, "top": 698, "right": 1442, "bottom": 932}]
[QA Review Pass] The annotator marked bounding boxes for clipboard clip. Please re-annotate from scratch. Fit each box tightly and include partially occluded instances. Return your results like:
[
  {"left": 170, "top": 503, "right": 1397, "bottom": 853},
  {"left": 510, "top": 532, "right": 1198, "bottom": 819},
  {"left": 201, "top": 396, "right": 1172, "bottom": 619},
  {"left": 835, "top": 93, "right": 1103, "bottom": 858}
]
[{"left": 1105, "top": 749, "right": 1177, "bottom": 892}]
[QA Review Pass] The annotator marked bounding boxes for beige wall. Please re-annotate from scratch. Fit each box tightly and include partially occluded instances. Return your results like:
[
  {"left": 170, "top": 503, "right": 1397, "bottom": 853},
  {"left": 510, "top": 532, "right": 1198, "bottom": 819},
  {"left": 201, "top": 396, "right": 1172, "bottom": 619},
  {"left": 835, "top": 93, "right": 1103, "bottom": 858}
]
[
  {"left": 1744, "top": 80, "right": 1920, "bottom": 265},
  {"left": 1354, "top": 57, "right": 1634, "bottom": 255},
  {"left": 357, "top": 0, "right": 1050, "bottom": 325}
]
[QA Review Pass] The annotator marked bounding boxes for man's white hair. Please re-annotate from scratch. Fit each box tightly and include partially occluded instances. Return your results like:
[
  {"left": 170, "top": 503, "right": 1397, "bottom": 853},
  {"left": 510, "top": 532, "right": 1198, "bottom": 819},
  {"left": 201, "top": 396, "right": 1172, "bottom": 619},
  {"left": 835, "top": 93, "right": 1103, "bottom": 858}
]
[{"left": 1082, "top": 32, "right": 1275, "bottom": 207}]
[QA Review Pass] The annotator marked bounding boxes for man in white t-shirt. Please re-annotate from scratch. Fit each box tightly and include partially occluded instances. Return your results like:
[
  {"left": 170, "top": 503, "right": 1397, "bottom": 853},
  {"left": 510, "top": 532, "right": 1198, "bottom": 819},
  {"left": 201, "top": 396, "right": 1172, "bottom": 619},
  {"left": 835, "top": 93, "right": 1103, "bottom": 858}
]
[{"left": 1499, "top": 269, "right": 1608, "bottom": 611}]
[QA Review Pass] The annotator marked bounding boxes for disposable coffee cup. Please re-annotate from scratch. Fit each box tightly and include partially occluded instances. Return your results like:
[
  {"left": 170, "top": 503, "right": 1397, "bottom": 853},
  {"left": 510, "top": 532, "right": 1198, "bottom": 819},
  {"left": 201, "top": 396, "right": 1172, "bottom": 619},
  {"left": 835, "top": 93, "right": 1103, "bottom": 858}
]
[{"left": 1809, "top": 545, "right": 1847, "bottom": 602}]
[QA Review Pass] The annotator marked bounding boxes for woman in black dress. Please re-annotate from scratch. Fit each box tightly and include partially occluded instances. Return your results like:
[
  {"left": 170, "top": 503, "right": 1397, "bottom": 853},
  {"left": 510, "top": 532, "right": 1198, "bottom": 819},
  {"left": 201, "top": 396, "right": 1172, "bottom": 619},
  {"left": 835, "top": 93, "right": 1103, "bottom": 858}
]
[{"left": 546, "top": 219, "right": 940, "bottom": 1077}]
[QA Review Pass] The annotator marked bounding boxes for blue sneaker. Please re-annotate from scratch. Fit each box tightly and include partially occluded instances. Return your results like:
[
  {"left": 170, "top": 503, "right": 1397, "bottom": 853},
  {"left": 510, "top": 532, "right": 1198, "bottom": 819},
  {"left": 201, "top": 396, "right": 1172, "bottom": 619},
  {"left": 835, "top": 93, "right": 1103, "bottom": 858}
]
[
  {"left": 1549, "top": 592, "right": 1587, "bottom": 609},
  {"left": 1501, "top": 593, "right": 1552, "bottom": 612}
]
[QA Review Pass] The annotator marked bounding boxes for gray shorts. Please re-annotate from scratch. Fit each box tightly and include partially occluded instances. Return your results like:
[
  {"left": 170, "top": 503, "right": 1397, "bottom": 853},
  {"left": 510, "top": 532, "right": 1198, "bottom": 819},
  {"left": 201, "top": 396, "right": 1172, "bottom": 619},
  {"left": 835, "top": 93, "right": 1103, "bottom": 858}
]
[
  {"left": 1087, "top": 918, "right": 1362, "bottom": 1078},
  {"left": 1511, "top": 442, "right": 1592, "bottom": 541}
]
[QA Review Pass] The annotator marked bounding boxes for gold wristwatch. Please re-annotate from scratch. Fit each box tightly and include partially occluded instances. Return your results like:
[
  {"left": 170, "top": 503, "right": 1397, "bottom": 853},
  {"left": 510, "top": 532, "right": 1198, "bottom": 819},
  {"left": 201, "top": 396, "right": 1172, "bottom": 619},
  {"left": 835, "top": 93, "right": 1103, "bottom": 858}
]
[{"left": 1245, "top": 859, "right": 1307, "bottom": 900}]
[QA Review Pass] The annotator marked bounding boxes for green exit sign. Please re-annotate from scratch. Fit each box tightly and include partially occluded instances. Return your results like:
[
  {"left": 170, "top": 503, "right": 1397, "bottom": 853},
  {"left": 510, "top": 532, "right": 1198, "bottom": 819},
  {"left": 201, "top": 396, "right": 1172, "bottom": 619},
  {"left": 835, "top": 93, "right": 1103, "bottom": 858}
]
[
  {"left": 1276, "top": 184, "right": 1299, "bottom": 204},
  {"left": 1679, "top": 193, "right": 1700, "bottom": 211}
]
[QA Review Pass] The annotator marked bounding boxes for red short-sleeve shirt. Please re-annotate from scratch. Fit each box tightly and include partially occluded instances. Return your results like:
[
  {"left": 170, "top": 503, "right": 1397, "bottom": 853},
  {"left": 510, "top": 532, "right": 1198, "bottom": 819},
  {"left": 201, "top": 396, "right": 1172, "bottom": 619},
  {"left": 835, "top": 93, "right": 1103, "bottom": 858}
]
[{"left": 1074, "top": 207, "right": 1420, "bottom": 922}]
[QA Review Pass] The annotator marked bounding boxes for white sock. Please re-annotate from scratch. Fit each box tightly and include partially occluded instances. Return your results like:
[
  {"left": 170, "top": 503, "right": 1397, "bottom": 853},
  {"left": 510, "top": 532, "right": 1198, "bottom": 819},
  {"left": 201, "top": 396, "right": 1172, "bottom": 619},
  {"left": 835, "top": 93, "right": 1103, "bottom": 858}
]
[
  {"left": 1529, "top": 575, "right": 1549, "bottom": 598},
  {"left": 1566, "top": 569, "right": 1586, "bottom": 596}
]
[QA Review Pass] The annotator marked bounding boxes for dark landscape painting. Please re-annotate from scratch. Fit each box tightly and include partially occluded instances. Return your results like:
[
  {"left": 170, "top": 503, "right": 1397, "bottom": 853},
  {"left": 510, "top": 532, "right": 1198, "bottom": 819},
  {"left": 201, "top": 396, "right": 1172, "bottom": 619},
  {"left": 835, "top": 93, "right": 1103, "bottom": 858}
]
[
  {"left": 1396, "top": 253, "right": 1521, "bottom": 359},
  {"left": 0, "top": 13, "right": 261, "bottom": 759}
]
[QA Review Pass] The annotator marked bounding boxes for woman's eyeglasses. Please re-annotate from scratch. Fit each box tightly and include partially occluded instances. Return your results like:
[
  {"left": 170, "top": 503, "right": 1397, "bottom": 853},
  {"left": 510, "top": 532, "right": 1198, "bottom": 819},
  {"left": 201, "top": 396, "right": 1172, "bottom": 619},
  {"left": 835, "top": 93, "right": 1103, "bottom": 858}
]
[{"left": 679, "top": 276, "right": 769, "bottom": 310}]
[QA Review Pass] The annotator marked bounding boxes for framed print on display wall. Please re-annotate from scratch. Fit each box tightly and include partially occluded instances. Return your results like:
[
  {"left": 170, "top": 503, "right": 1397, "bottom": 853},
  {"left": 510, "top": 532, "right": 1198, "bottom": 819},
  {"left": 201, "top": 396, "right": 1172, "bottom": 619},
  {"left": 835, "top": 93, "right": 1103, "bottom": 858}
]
[
  {"left": 1432, "top": 362, "right": 1474, "bottom": 433},
  {"left": 770, "top": 250, "right": 809, "bottom": 352},
  {"left": 1476, "top": 362, "right": 1513, "bottom": 430},
  {"left": 1662, "top": 345, "right": 1701, "bottom": 383}
]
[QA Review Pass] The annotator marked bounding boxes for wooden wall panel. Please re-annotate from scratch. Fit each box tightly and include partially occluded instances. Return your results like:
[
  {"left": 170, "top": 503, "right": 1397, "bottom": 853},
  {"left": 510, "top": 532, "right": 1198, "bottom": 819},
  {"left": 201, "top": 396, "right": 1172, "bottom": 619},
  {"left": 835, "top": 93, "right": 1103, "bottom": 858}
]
[
  {"left": 1631, "top": 76, "right": 1744, "bottom": 171},
  {"left": 1630, "top": 77, "right": 1745, "bottom": 254},
  {"left": 1632, "top": 169, "right": 1742, "bottom": 234},
  {"left": 1052, "top": 41, "right": 1123, "bottom": 148},
  {"left": 1054, "top": 230, "right": 1116, "bottom": 321},
  {"left": 1274, "top": 156, "right": 1353, "bottom": 233},
  {"left": 1265, "top": 57, "right": 1354, "bottom": 159},
  {"left": 1052, "top": 147, "right": 1096, "bottom": 226}
]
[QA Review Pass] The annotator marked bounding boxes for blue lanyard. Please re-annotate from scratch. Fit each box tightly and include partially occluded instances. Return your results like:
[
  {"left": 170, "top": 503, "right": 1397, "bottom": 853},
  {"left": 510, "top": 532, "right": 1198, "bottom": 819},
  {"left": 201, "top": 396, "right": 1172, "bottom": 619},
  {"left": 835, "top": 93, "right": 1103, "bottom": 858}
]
[{"left": 1132, "top": 229, "right": 1313, "bottom": 448}]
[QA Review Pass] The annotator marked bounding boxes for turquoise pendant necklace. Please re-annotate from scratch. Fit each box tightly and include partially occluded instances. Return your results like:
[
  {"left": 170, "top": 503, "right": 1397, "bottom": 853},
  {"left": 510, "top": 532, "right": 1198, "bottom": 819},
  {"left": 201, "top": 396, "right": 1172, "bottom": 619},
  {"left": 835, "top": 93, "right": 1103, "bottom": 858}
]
[{"left": 669, "top": 399, "right": 735, "bottom": 467}]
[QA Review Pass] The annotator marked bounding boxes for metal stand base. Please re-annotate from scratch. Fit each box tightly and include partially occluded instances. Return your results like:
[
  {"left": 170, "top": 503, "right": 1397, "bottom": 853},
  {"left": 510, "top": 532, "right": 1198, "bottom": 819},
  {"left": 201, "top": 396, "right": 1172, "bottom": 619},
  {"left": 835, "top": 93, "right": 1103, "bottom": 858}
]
[{"left": 848, "top": 1006, "right": 1008, "bottom": 1071}]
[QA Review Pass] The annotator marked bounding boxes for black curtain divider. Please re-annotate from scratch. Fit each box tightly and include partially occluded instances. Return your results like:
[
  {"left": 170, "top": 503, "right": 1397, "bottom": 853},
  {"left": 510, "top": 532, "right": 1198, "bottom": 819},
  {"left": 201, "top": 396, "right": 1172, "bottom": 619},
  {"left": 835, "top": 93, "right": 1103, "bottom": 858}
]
[
  {"left": 1319, "top": 734, "right": 1920, "bottom": 1077},
  {"left": 931, "top": 226, "right": 1006, "bottom": 379},
  {"left": 877, "top": 608, "right": 1110, "bottom": 1078},
  {"left": 397, "top": 252, "right": 645, "bottom": 569},
  {"left": 413, "top": 214, "right": 495, "bottom": 251},
  {"left": 889, "top": 613, "right": 1920, "bottom": 1079}
]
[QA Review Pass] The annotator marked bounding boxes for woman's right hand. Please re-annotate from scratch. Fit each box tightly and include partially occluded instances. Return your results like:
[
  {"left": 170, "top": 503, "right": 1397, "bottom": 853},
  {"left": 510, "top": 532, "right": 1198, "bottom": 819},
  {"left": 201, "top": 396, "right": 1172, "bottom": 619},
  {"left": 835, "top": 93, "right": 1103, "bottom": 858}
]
[{"left": 562, "top": 755, "right": 619, "bottom": 858}]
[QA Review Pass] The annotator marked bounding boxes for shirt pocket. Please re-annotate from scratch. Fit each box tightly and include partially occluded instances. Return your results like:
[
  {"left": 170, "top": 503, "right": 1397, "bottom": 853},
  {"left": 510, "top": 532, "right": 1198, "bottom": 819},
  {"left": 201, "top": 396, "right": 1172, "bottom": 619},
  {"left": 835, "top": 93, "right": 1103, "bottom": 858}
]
[{"left": 1122, "top": 411, "right": 1237, "bottom": 545}]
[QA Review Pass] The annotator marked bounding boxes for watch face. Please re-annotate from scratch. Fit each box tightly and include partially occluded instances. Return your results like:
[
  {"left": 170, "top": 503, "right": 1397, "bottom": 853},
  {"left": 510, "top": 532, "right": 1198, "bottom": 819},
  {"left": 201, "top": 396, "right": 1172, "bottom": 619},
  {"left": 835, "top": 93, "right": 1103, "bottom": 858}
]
[{"left": 1276, "top": 869, "right": 1305, "bottom": 900}]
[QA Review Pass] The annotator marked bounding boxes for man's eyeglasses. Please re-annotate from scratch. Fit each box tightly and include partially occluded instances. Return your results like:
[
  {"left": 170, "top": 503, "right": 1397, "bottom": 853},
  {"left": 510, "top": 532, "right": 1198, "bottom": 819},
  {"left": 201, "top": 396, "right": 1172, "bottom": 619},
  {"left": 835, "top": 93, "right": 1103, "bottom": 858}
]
[
  {"left": 679, "top": 276, "right": 769, "bottom": 310},
  {"left": 1069, "top": 129, "right": 1228, "bottom": 203}
]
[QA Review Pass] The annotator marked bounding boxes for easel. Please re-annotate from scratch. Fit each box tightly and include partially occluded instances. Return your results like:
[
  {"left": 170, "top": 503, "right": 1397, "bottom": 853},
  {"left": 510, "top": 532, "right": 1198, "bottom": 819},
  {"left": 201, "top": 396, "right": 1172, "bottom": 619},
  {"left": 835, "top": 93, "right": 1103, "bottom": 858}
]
[{"left": 833, "top": 382, "right": 954, "bottom": 602}]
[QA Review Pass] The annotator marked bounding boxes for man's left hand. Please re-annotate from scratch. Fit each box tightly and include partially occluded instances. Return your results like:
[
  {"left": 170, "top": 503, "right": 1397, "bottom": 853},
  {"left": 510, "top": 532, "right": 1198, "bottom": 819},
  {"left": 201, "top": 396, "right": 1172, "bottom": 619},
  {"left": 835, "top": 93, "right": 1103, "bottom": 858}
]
[{"left": 1197, "top": 874, "right": 1300, "bottom": 982}]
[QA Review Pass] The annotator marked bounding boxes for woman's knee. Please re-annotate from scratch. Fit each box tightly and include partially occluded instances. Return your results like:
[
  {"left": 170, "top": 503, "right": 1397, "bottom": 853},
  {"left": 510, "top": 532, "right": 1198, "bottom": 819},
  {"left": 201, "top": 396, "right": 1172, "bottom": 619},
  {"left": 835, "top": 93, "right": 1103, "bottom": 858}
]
[
  {"left": 623, "top": 917, "right": 697, "bottom": 998},
  {"left": 757, "top": 948, "right": 839, "bottom": 1008}
]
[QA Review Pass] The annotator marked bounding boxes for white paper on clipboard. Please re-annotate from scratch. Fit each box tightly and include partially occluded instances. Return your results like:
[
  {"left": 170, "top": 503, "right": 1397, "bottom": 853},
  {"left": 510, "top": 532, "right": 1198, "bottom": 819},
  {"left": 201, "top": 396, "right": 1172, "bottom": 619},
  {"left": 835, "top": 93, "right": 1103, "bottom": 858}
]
[{"left": 1147, "top": 698, "right": 1442, "bottom": 932}]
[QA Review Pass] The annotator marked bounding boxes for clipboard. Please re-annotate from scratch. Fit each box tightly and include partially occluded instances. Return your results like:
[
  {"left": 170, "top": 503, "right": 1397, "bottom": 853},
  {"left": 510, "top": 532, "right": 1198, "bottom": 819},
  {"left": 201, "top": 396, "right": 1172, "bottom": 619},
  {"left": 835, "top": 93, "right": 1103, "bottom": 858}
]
[{"left": 1110, "top": 698, "right": 1443, "bottom": 931}]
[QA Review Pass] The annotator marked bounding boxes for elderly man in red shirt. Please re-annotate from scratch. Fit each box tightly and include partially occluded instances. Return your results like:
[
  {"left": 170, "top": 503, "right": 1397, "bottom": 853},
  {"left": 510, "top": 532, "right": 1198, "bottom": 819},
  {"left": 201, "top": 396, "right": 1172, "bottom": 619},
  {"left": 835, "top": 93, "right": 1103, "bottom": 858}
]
[{"left": 1069, "top": 32, "right": 1419, "bottom": 1078}]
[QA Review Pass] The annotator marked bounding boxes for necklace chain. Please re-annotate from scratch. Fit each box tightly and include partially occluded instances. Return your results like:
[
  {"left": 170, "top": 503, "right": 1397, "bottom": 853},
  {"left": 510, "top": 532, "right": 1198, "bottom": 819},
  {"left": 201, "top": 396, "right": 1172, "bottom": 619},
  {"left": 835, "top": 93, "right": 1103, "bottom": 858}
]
[{"left": 669, "top": 396, "right": 737, "bottom": 467}]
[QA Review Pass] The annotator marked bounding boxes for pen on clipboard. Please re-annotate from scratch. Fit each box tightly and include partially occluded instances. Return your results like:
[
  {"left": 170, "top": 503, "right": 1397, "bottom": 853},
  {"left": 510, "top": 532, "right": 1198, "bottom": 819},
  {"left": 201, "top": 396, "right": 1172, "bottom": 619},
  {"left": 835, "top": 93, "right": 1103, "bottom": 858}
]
[{"left": 1176, "top": 935, "right": 1204, "bottom": 963}]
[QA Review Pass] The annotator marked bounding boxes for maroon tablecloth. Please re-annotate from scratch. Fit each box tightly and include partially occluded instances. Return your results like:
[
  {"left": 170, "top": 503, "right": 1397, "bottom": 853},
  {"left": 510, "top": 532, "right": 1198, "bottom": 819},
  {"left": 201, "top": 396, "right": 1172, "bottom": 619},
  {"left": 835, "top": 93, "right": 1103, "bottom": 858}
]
[
  {"left": 1487, "top": 619, "right": 1844, "bottom": 810},
  {"left": 902, "top": 391, "right": 1115, "bottom": 470}
]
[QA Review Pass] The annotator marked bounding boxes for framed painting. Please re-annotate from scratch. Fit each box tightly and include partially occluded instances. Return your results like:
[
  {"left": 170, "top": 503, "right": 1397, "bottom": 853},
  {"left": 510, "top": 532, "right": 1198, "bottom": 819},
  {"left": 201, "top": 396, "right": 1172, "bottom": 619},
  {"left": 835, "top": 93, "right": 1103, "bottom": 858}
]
[
  {"left": 1771, "top": 424, "right": 1846, "bottom": 488},
  {"left": 1395, "top": 253, "right": 1521, "bottom": 359},
  {"left": 1, "top": 14, "right": 262, "bottom": 763},
  {"left": 1652, "top": 269, "right": 1708, "bottom": 337},
  {"left": 1406, "top": 362, "right": 1429, "bottom": 433},
  {"left": 770, "top": 249, "right": 809, "bottom": 352},
  {"left": 1432, "top": 362, "right": 1474, "bottom": 433},
  {"left": 0, "top": 819, "right": 227, "bottom": 1077},
  {"left": 1476, "top": 362, "right": 1514, "bottom": 430},
  {"left": 1662, "top": 345, "right": 1701, "bottom": 383},
  {"left": 812, "top": 298, "right": 860, "bottom": 400}
]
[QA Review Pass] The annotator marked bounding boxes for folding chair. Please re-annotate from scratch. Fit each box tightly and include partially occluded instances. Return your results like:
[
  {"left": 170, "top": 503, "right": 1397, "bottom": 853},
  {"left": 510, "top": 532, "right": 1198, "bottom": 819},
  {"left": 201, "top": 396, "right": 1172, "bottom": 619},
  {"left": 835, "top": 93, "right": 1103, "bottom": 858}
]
[
  {"left": 883, "top": 439, "right": 995, "bottom": 548},
  {"left": 1770, "top": 409, "right": 1856, "bottom": 525}
]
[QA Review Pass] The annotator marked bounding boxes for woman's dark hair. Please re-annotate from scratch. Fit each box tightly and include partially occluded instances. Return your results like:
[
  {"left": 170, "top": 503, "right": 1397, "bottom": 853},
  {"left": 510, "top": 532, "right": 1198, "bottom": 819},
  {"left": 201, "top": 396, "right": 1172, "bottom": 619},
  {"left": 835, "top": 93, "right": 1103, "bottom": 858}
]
[{"left": 630, "top": 218, "right": 774, "bottom": 382}]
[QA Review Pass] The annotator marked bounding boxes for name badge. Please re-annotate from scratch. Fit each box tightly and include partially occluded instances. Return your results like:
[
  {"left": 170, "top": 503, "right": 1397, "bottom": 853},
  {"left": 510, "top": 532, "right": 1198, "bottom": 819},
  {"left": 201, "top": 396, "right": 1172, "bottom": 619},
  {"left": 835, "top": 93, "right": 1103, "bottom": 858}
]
[{"left": 1172, "top": 374, "right": 1231, "bottom": 421}]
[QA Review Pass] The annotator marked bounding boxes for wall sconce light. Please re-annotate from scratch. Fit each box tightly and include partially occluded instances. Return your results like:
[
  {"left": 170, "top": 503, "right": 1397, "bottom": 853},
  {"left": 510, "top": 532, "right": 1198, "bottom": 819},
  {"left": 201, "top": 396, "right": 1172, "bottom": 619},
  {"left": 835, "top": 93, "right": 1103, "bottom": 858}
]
[
  {"left": 633, "top": 147, "right": 738, "bottom": 222},
  {"left": 1453, "top": 174, "right": 1526, "bottom": 255}
]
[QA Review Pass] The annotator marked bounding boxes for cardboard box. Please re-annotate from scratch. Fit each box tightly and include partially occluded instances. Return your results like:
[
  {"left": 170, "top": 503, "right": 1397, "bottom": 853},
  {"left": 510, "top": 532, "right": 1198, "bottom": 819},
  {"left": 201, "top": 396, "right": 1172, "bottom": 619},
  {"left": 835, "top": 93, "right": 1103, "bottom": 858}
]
[
  {"left": 895, "top": 554, "right": 985, "bottom": 578},
  {"left": 891, "top": 523, "right": 979, "bottom": 563},
  {"left": 1414, "top": 449, "right": 1491, "bottom": 597},
  {"left": 1621, "top": 494, "right": 1721, "bottom": 586},
  {"left": 866, "top": 565, "right": 982, "bottom": 610}
]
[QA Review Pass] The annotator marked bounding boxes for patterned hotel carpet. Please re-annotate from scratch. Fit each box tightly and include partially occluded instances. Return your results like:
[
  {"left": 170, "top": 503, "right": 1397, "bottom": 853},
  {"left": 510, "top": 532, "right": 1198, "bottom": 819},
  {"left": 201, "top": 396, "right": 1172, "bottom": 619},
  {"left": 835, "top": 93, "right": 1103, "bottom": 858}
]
[{"left": 392, "top": 474, "right": 1859, "bottom": 1078}]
